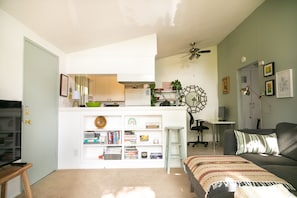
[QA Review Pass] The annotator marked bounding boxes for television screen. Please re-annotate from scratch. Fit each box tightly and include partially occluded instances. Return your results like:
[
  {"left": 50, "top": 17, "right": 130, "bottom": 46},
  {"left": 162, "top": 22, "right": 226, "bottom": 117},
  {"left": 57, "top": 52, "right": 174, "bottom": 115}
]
[{"left": 0, "top": 100, "right": 22, "bottom": 167}]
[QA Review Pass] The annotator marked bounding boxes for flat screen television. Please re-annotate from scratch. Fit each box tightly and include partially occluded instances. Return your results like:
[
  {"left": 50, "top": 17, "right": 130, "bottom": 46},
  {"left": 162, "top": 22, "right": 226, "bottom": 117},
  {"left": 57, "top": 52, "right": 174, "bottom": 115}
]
[{"left": 0, "top": 100, "right": 22, "bottom": 167}]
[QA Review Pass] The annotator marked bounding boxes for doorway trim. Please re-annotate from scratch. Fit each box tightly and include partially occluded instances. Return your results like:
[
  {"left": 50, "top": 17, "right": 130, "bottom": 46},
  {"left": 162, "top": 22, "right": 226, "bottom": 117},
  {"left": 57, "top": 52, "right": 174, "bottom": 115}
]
[{"left": 237, "top": 61, "right": 261, "bottom": 129}]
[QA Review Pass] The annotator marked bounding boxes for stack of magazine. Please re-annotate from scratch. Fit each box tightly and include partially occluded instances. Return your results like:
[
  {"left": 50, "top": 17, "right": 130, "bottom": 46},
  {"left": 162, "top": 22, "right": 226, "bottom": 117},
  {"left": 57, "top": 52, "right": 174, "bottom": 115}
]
[{"left": 124, "top": 146, "right": 138, "bottom": 159}]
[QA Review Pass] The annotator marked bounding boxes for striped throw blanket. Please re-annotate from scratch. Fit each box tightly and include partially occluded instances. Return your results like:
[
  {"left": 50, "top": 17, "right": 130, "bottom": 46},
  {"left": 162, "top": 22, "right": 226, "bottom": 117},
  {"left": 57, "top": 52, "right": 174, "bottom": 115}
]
[{"left": 184, "top": 155, "right": 296, "bottom": 197}]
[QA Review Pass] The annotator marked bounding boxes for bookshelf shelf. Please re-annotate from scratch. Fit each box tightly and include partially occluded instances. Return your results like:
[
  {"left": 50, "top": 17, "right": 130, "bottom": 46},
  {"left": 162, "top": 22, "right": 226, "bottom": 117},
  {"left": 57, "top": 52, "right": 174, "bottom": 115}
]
[{"left": 81, "top": 114, "right": 164, "bottom": 163}]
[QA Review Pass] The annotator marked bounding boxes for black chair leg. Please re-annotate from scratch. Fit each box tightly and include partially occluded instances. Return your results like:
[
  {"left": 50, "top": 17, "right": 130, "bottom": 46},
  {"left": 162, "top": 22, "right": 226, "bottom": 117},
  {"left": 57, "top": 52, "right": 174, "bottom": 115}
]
[{"left": 187, "top": 135, "right": 208, "bottom": 147}]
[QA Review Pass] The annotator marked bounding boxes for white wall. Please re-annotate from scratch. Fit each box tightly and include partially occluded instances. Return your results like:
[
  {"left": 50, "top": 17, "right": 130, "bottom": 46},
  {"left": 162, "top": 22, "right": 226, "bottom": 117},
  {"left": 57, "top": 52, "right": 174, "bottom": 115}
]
[
  {"left": 65, "top": 34, "right": 157, "bottom": 78},
  {"left": 0, "top": 8, "right": 65, "bottom": 197},
  {"left": 0, "top": 9, "right": 66, "bottom": 98},
  {"left": 155, "top": 46, "right": 218, "bottom": 141}
]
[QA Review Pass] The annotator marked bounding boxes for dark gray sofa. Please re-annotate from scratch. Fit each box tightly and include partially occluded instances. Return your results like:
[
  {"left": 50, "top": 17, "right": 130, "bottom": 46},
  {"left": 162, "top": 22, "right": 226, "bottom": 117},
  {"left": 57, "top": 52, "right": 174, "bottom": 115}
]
[{"left": 224, "top": 122, "right": 297, "bottom": 196}]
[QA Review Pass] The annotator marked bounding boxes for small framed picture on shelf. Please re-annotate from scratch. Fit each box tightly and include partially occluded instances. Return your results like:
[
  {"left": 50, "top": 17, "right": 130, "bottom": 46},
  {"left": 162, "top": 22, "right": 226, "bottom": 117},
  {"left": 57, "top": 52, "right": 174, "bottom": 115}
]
[
  {"left": 141, "top": 151, "right": 148, "bottom": 159},
  {"left": 263, "top": 62, "right": 274, "bottom": 77},
  {"left": 140, "top": 135, "right": 149, "bottom": 142},
  {"left": 265, "top": 80, "right": 274, "bottom": 96}
]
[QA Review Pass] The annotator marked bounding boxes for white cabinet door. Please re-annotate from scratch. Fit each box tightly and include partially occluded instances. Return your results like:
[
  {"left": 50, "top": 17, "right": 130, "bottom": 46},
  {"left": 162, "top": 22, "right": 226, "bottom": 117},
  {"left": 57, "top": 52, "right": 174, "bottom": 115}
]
[{"left": 58, "top": 111, "right": 82, "bottom": 169}]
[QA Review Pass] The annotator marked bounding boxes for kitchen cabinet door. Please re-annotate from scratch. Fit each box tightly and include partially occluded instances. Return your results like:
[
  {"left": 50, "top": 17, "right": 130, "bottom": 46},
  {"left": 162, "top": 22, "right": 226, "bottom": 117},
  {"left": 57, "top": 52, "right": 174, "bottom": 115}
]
[{"left": 92, "top": 75, "right": 125, "bottom": 101}]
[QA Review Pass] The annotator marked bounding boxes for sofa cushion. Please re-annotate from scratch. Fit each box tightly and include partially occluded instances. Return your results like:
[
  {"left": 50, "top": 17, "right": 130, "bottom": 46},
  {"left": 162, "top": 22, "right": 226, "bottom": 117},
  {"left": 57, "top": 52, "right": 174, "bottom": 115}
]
[
  {"left": 240, "top": 153, "right": 297, "bottom": 166},
  {"left": 223, "top": 129, "right": 275, "bottom": 155},
  {"left": 234, "top": 130, "right": 279, "bottom": 155},
  {"left": 275, "top": 122, "right": 297, "bottom": 161}
]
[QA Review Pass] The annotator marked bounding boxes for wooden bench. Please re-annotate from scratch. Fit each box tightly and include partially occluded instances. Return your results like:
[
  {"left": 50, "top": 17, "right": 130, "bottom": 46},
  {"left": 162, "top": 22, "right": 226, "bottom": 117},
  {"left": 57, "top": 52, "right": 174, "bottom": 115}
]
[{"left": 0, "top": 163, "right": 32, "bottom": 198}]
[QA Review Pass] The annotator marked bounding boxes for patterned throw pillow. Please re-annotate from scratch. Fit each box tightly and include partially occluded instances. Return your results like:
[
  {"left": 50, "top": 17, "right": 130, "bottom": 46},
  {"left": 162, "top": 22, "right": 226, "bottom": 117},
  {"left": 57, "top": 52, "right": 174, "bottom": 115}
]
[{"left": 234, "top": 130, "right": 280, "bottom": 155}]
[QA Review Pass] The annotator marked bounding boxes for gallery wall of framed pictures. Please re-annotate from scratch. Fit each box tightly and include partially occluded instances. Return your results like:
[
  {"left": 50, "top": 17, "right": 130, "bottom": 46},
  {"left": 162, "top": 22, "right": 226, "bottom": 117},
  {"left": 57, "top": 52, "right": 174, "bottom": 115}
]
[
  {"left": 265, "top": 80, "right": 274, "bottom": 96},
  {"left": 263, "top": 62, "right": 275, "bottom": 96},
  {"left": 263, "top": 62, "right": 274, "bottom": 77},
  {"left": 262, "top": 62, "right": 294, "bottom": 98},
  {"left": 276, "top": 69, "right": 294, "bottom": 98}
]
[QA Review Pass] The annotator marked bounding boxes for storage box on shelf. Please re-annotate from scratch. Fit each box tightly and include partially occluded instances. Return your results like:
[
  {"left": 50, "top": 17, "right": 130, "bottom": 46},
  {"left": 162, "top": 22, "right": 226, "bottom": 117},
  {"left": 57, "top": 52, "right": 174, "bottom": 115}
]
[{"left": 103, "top": 146, "right": 122, "bottom": 160}]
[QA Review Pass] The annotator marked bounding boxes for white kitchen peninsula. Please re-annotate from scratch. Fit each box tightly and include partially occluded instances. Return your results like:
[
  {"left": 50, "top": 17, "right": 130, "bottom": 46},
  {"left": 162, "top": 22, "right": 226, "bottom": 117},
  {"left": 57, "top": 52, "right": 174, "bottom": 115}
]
[{"left": 58, "top": 106, "right": 187, "bottom": 169}]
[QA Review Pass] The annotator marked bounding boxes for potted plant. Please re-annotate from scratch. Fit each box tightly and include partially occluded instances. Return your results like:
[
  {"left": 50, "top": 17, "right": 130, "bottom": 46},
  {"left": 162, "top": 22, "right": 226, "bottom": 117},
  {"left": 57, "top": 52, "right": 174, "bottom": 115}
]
[
  {"left": 171, "top": 80, "right": 182, "bottom": 91},
  {"left": 171, "top": 80, "right": 184, "bottom": 106},
  {"left": 149, "top": 83, "right": 158, "bottom": 106}
]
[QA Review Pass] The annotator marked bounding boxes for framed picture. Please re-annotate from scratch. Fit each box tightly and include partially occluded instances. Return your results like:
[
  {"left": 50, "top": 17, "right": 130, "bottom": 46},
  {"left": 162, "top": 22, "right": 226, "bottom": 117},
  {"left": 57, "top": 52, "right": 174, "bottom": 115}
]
[
  {"left": 222, "top": 76, "right": 230, "bottom": 94},
  {"left": 265, "top": 80, "right": 274, "bottom": 96},
  {"left": 140, "top": 135, "right": 149, "bottom": 142},
  {"left": 276, "top": 69, "right": 294, "bottom": 98},
  {"left": 60, "top": 74, "right": 68, "bottom": 97},
  {"left": 263, "top": 62, "right": 274, "bottom": 77}
]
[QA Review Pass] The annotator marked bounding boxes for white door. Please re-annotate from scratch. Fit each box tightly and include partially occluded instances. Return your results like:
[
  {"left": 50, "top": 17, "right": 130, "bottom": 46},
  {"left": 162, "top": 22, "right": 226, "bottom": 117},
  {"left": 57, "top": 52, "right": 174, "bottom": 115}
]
[
  {"left": 23, "top": 39, "right": 59, "bottom": 184},
  {"left": 239, "top": 63, "right": 261, "bottom": 129}
]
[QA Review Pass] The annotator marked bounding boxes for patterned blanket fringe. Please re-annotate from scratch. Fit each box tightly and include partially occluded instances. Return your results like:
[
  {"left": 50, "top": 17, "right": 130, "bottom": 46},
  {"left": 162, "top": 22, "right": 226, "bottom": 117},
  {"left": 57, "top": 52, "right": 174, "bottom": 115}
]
[
  {"left": 206, "top": 181, "right": 296, "bottom": 198},
  {"left": 237, "top": 181, "right": 296, "bottom": 191}
]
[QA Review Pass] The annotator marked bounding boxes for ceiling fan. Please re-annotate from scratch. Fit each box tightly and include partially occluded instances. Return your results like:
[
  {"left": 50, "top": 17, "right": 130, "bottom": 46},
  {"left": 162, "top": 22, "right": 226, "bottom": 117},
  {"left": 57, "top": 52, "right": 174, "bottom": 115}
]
[{"left": 188, "top": 42, "right": 211, "bottom": 60}]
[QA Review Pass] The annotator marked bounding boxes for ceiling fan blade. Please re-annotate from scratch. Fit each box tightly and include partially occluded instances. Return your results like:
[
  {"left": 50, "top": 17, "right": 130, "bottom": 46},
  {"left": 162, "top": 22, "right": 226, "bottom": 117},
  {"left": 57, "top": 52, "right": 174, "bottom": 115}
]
[
  {"left": 198, "top": 50, "right": 211, "bottom": 53},
  {"left": 189, "top": 53, "right": 195, "bottom": 60},
  {"left": 181, "top": 53, "right": 190, "bottom": 58}
]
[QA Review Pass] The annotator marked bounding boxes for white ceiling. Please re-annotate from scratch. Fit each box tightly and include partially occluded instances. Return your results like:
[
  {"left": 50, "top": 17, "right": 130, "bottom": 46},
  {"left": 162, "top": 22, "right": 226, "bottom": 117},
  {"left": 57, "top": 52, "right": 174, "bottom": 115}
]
[{"left": 0, "top": 0, "right": 265, "bottom": 58}]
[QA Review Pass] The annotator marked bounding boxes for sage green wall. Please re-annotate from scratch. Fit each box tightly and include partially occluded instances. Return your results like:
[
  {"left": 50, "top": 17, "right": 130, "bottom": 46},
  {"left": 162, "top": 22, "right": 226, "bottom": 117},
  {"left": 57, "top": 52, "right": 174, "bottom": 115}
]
[{"left": 218, "top": 0, "right": 297, "bottom": 128}]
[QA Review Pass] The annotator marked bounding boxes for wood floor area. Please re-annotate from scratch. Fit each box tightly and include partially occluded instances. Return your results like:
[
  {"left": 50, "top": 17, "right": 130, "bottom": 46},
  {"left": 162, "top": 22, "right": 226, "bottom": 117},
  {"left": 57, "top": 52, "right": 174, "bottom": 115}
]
[{"left": 16, "top": 145, "right": 223, "bottom": 198}]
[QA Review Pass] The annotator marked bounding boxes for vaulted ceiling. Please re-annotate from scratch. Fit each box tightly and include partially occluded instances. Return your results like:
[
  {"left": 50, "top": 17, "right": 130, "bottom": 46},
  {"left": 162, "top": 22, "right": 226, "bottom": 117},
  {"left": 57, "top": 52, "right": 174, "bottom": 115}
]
[{"left": 0, "top": 0, "right": 265, "bottom": 58}]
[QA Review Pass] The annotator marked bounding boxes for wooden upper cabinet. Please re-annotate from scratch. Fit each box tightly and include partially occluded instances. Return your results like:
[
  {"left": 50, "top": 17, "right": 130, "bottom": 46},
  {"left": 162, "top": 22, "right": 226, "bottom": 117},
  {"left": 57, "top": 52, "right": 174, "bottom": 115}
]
[{"left": 89, "top": 75, "right": 125, "bottom": 102}]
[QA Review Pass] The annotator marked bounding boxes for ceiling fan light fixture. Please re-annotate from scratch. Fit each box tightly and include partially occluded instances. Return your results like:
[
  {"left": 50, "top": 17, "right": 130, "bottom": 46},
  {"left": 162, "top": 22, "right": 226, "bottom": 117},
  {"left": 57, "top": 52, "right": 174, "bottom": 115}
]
[
  {"left": 189, "top": 48, "right": 194, "bottom": 53},
  {"left": 187, "top": 42, "right": 210, "bottom": 60}
]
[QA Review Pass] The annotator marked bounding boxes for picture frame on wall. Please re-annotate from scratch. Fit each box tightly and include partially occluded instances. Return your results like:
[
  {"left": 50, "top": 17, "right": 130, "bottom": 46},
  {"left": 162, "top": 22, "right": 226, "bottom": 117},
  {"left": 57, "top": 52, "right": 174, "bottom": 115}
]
[
  {"left": 276, "top": 69, "right": 294, "bottom": 98},
  {"left": 265, "top": 80, "right": 274, "bottom": 96},
  {"left": 60, "top": 74, "right": 69, "bottom": 97},
  {"left": 222, "top": 76, "right": 230, "bottom": 94},
  {"left": 263, "top": 62, "right": 274, "bottom": 77}
]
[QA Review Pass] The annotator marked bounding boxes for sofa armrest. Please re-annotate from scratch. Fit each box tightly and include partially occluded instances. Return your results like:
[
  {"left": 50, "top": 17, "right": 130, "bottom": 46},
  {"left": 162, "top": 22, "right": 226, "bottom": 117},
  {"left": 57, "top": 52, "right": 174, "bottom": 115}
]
[
  {"left": 224, "top": 129, "right": 237, "bottom": 155},
  {"left": 223, "top": 128, "right": 275, "bottom": 155}
]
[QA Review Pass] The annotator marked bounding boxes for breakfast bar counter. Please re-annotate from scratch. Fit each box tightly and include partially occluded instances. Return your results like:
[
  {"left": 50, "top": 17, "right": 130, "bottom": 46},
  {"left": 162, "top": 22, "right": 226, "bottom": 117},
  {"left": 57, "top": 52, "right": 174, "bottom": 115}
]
[{"left": 58, "top": 106, "right": 187, "bottom": 169}]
